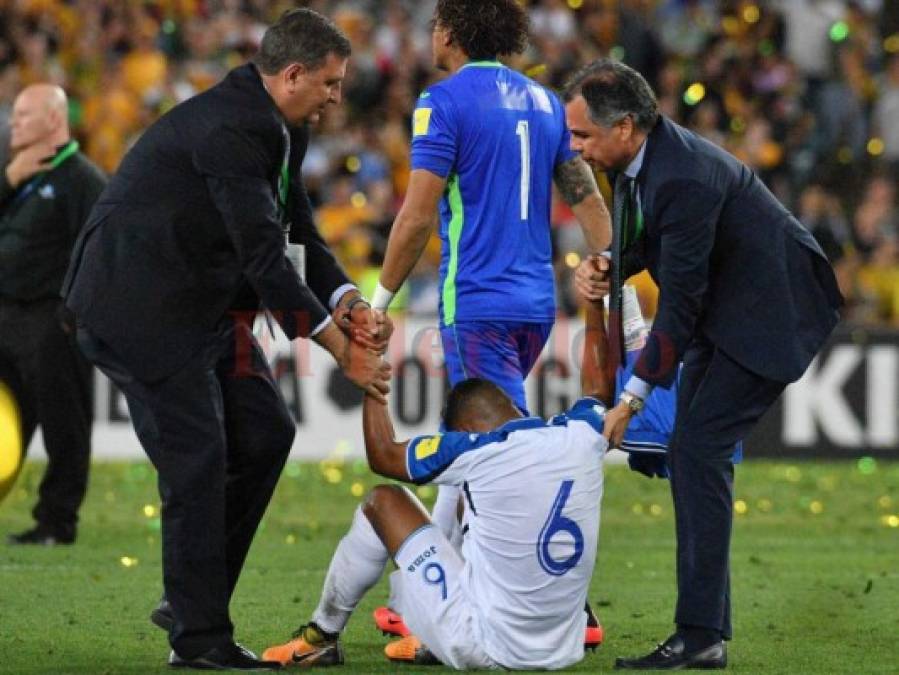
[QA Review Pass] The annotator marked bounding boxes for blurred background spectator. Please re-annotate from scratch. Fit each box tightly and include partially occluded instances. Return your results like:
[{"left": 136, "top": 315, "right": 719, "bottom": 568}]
[{"left": 1, "top": 0, "right": 896, "bottom": 324}]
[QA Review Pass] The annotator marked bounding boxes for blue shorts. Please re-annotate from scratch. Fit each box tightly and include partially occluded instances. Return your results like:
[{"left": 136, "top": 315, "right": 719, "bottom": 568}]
[{"left": 440, "top": 320, "right": 553, "bottom": 414}]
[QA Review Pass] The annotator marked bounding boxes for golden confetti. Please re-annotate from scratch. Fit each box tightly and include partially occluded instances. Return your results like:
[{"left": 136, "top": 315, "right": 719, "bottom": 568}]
[
  {"left": 565, "top": 252, "right": 581, "bottom": 269},
  {"left": 809, "top": 501, "right": 824, "bottom": 515},
  {"left": 683, "top": 83, "right": 706, "bottom": 106},
  {"left": 867, "top": 138, "right": 885, "bottom": 156},
  {"left": 735, "top": 500, "right": 748, "bottom": 515},
  {"left": 784, "top": 467, "right": 801, "bottom": 483},
  {"left": 650, "top": 504, "right": 663, "bottom": 517},
  {"left": 525, "top": 64, "right": 548, "bottom": 78},
  {"left": 881, "top": 515, "right": 899, "bottom": 528},
  {"left": 120, "top": 556, "right": 138, "bottom": 568},
  {"left": 143, "top": 504, "right": 157, "bottom": 518},
  {"left": 345, "top": 156, "right": 361, "bottom": 173},
  {"left": 324, "top": 468, "right": 343, "bottom": 484},
  {"left": 632, "top": 503, "right": 644, "bottom": 515},
  {"left": 351, "top": 482, "right": 365, "bottom": 498},
  {"left": 567, "top": 0, "right": 583, "bottom": 9},
  {"left": 757, "top": 498, "right": 773, "bottom": 513},
  {"left": 351, "top": 192, "right": 367, "bottom": 208},
  {"left": 878, "top": 496, "right": 892, "bottom": 509},
  {"left": 742, "top": 5, "right": 760, "bottom": 23},
  {"left": 285, "top": 534, "right": 296, "bottom": 545}
]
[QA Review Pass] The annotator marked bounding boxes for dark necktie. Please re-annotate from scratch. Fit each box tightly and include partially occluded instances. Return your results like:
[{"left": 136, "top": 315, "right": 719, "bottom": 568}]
[{"left": 609, "top": 172, "right": 634, "bottom": 367}]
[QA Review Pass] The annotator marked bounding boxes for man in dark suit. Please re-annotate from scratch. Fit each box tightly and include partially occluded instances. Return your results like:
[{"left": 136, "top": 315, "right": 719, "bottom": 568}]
[
  {"left": 565, "top": 59, "right": 842, "bottom": 670},
  {"left": 63, "top": 9, "right": 390, "bottom": 671}
]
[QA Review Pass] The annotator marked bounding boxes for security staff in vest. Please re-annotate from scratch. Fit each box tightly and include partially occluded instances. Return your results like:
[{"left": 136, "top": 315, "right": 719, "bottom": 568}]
[
  {"left": 1, "top": 84, "right": 105, "bottom": 546},
  {"left": 63, "top": 9, "right": 391, "bottom": 671}
]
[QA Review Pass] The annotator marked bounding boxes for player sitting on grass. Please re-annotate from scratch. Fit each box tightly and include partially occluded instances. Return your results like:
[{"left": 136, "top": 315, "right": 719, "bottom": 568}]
[{"left": 263, "top": 298, "right": 613, "bottom": 670}]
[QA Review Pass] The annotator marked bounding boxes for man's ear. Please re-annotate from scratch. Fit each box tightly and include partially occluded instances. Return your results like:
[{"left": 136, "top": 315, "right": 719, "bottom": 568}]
[
  {"left": 617, "top": 115, "right": 635, "bottom": 143},
  {"left": 284, "top": 63, "right": 307, "bottom": 90}
]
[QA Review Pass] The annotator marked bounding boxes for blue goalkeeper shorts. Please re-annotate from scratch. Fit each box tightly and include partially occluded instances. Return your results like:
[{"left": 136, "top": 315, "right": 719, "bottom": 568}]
[{"left": 440, "top": 320, "right": 553, "bottom": 415}]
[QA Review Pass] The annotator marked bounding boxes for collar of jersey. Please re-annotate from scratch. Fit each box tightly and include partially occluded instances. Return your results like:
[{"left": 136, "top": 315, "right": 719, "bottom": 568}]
[
  {"left": 460, "top": 60, "right": 504, "bottom": 70},
  {"left": 496, "top": 416, "right": 546, "bottom": 434}
]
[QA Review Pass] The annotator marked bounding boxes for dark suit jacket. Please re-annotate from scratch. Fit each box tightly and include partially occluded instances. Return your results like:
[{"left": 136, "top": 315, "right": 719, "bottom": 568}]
[
  {"left": 622, "top": 117, "right": 842, "bottom": 386},
  {"left": 63, "top": 64, "right": 350, "bottom": 382}
]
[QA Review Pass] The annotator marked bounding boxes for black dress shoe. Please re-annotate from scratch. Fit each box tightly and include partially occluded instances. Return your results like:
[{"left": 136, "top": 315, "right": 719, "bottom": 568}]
[
  {"left": 151, "top": 598, "right": 174, "bottom": 632},
  {"left": 168, "top": 642, "right": 281, "bottom": 670},
  {"left": 7, "top": 524, "right": 75, "bottom": 545},
  {"left": 615, "top": 634, "right": 727, "bottom": 670}
]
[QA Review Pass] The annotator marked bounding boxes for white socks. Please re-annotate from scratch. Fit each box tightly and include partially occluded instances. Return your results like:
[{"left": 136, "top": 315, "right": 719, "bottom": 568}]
[{"left": 311, "top": 505, "right": 388, "bottom": 634}]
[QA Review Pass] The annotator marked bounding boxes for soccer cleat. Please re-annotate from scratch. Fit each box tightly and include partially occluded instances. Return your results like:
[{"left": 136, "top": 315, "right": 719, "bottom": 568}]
[
  {"left": 373, "top": 606, "right": 410, "bottom": 637},
  {"left": 384, "top": 635, "right": 441, "bottom": 666},
  {"left": 262, "top": 623, "right": 344, "bottom": 668},
  {"left": 585, "top": 624, "right": 604, "bottom": 651},
  {"left": 584, "top": 601, "right": 604, "bottom": 651}
]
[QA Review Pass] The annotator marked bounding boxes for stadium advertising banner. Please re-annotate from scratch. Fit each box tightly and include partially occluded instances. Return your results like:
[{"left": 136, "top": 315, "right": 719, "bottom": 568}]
[{"left": 21, "top": 320, "right": 899, "bottom": 460}]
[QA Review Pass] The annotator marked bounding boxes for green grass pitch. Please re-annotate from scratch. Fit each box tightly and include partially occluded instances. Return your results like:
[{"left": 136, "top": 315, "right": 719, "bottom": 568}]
[{"left": 1, "top": 458, "right": 897, "bottom": 673}]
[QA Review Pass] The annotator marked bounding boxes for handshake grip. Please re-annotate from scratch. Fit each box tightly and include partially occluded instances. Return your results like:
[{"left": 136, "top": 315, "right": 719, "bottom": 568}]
[{"left": 575, "top": 253, "right": 612, "bottom": 303}]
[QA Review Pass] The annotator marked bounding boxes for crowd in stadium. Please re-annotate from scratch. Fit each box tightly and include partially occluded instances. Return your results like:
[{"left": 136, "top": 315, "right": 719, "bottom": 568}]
[{"left": 1, "top": 0, "right": 897, "bottom": 324}]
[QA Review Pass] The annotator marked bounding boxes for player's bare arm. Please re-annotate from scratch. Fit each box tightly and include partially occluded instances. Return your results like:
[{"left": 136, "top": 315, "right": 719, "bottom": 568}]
[
  {"left": 580, "top": 298, "right": 614, "bottom": 406},
  {"left": 362, "top": 393, "right": 411, "bottom": 480},
  {"left": 378, "top": 169, "right": 446, "bottom": 294},
  {"left": 553, "top": 156, "right": 612, "bottom": 251}
]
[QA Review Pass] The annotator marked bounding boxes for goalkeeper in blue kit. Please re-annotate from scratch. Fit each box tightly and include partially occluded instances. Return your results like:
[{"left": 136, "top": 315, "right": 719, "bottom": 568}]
[{"left": 368, "top": 0, "right": 612, "bottom": 602}]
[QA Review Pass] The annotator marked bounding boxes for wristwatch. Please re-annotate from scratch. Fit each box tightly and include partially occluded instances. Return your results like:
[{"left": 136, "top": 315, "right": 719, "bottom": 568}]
[{"left": 619, "top": 391, "right": 645, "bottom": 414}]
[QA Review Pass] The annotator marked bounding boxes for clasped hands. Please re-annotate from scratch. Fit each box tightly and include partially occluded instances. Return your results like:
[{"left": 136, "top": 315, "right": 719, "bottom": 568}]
[
  {"left": 331, "top": 298, "right": 394, "bottom": 404},
  {"left": 574, "top": 253, "right": 635, "bottom": 448}
]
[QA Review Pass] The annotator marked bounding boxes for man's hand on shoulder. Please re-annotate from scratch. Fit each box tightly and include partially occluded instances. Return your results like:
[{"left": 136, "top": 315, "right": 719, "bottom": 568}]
[
  {"left": 5, "top": 144, "right": 56, "bottom": 188},
  {"left": 603, "top": 400, "right": 635, "bottom": 448}
]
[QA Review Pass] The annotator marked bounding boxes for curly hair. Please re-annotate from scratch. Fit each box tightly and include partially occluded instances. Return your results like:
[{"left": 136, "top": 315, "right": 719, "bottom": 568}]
[{"left": 435, "top": 0, "right": 529, "bottom": 60}]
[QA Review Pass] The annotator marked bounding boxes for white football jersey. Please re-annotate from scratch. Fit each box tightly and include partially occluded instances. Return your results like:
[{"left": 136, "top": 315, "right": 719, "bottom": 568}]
[{"left": 406, "top": 398, "right": 607, "bottom": 670}]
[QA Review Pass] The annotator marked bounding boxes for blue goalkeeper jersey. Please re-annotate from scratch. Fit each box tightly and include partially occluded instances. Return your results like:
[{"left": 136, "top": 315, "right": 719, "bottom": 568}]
[{"left": 410, "top": 61, "right": 576, "bottom": 326}]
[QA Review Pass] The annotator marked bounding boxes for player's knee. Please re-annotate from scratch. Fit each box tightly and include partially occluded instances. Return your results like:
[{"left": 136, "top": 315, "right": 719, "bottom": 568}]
[{"left": 362, "top": 484, "right": 408, "bottom": 522}]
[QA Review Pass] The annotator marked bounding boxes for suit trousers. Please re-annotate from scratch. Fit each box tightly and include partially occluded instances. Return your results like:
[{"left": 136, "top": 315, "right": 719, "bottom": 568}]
[
  {"left": 77, "top": 321, "right": 295, "bottom": 657},
  {"left": 668, "top": 333, "right": 785, "bottom": 639},
  {"left": 0, "top": 298, "right": 93, "bottom": 537}
]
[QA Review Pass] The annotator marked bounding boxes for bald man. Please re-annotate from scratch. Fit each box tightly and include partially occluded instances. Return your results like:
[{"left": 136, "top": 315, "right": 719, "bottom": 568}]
[{"left": 1, "top": 84, "right": 106, "bottom": 545}]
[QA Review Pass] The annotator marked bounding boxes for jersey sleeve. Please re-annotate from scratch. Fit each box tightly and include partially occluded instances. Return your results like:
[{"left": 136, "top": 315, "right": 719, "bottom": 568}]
[
  {"left": 409, "top": 89, "right": 457, "bottom": 178},
  {"left": 406, "top": 431, "right": 489, "bottom": 485},
  {"left": 549, "top": 397, "right": 606, "bottom": 436}
]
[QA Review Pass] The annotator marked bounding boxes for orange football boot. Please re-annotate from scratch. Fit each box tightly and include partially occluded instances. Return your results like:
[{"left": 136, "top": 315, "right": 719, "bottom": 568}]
[
  {"left": 373, "top": 606, "right": 411, "bottom": 637},
  {"left": 384, "top": 635, "right": 441, "bottom": 666},
  {"left": 262, "top": 623, "right": 343, "bottom": 668}
]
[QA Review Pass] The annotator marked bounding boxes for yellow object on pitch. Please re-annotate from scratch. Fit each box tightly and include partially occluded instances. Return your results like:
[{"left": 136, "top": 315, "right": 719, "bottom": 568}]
[{"left": 0, "top": 381, "right": 24, "bottom": 503}]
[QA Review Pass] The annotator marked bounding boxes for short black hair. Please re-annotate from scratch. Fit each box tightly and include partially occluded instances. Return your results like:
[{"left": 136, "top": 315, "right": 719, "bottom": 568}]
[
  {"left": 563, "top": 59, "right": 659, "bottom": 132},
  {"left": 435, "top": 0, "right": 529, "bottom": 61},
  {"left": 256, "top": 8, "right": 351, "bottom": 75},
  {"left": 442, "top": 378, "right": 508, "bottom": 431}
]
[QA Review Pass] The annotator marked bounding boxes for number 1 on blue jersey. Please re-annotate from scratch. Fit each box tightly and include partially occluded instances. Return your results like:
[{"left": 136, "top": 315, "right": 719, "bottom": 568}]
[{"left": 516, "top": 120, "right": 530, "bottom": 220}]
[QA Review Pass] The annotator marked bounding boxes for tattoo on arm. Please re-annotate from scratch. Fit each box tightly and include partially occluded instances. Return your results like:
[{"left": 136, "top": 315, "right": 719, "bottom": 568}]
[{"left": 553, "top": 156, "right": 600, "bottom": 207}]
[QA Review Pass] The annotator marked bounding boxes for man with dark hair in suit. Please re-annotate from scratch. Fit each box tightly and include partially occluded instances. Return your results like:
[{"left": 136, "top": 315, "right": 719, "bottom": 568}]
[
  {"left": 565, "top": 59, "right": 842, "bottom": 670},
  {"left": 63, "top": 8, "right": 390, "bottom": 671}
]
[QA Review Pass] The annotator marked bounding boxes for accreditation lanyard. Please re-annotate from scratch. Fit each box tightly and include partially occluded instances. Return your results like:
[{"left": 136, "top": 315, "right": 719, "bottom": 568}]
[
  {"left": 9, "top": 140, "right": 80, "bottom": 208},
  {"left": 277, "top": 124, "right": 291, "bottom": 239}
]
